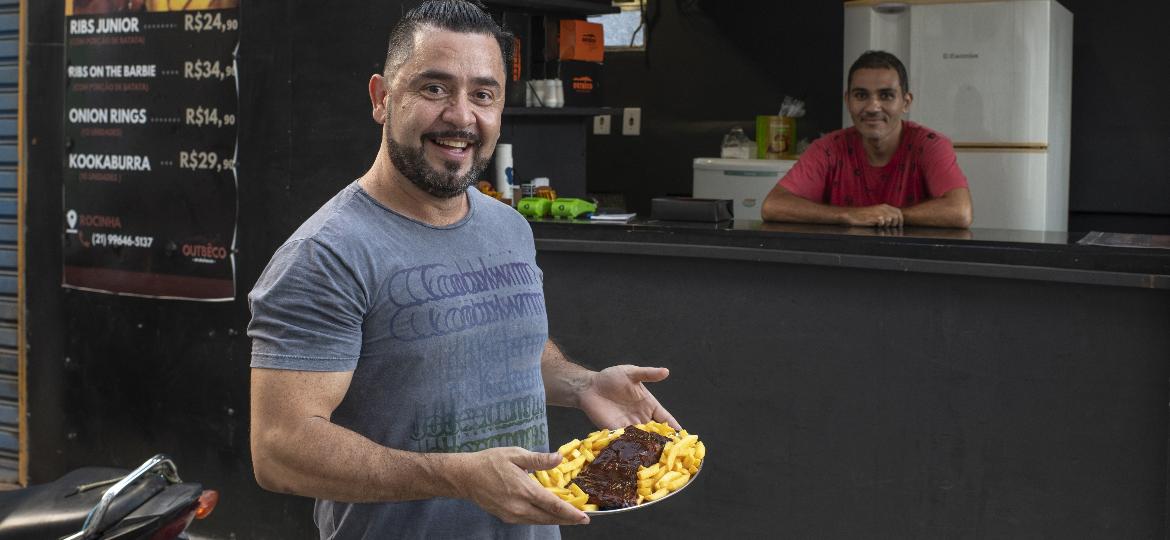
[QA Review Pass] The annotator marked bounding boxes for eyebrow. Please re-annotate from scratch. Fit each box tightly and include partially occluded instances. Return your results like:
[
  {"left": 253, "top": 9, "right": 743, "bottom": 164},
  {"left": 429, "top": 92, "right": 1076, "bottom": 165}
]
[{"left": 414, "top": 69, "right": 501, "bottom": 89}]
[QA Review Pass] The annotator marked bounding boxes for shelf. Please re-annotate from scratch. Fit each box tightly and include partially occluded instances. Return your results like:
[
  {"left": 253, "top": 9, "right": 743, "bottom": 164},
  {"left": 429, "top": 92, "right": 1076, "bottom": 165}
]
[
  {"left": 504, "top": 106, "right": 613, "bottom": 117},
  {"left": 485, "top": 0, "right": 620, "bottom": 16}
]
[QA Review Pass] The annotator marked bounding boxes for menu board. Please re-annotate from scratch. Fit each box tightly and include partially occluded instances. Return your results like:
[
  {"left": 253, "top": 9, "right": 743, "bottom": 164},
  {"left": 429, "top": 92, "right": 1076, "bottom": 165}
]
[{"left": 63, "top": 0, "right": 239, "bottom": 301}]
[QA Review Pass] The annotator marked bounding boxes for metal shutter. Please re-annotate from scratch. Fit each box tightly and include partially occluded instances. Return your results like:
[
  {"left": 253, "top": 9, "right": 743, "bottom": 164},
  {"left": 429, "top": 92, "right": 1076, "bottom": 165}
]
[{"left": 0, "top": 0, "right": 20, "bottom": 484}]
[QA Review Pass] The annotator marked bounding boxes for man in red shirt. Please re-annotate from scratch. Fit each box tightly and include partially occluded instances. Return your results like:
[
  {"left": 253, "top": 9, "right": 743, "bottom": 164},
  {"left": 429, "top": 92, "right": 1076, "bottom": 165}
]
[{"left": 761, "top": 51, "right": 973, "bottom": 228}]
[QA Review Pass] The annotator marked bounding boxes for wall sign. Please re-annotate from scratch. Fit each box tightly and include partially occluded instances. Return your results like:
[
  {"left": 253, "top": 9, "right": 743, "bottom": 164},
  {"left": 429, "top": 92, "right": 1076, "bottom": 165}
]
[{"left": 63, "top": 0, "right": 239, "bottom": 300}]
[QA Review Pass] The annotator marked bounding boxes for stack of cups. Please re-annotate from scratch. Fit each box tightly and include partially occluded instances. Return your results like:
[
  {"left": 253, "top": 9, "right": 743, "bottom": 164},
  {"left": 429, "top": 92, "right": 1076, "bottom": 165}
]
[{"left": 494, "top": 143, "right": 514, "bottom": 204}]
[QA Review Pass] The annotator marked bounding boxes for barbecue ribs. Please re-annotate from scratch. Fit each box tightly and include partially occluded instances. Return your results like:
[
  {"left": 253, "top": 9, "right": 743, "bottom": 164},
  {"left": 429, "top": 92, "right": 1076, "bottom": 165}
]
[{"left": 572, "top": 426, "right": 671, "bottom": 509}]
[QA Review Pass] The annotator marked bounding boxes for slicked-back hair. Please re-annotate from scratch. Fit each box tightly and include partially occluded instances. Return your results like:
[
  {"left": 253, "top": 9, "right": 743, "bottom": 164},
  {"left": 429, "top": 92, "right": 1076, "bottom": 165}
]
[
  {"left": 847, "top": 50, "right": 909, "bottom": 95},
  {"left": 383, "top": 0, "right": 513, "bottom": 84}
]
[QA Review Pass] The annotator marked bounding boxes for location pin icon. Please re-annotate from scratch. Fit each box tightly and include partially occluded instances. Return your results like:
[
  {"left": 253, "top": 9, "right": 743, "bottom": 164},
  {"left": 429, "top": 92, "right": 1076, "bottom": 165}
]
[{"left": 66, "top": 209, "right": 77, "bottom": 229}]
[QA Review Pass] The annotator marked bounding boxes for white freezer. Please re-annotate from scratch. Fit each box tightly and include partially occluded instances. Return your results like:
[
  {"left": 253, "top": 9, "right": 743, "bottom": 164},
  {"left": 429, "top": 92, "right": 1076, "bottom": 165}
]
[{"left": 692, "top": 158, "right": 796, "bottom": 221}]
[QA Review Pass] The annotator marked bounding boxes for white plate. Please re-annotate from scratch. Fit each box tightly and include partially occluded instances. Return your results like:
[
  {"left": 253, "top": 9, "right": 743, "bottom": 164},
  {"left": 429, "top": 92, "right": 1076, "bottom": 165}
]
[{"left": 584, "top": 459, "right": 703, "bottom": 516}]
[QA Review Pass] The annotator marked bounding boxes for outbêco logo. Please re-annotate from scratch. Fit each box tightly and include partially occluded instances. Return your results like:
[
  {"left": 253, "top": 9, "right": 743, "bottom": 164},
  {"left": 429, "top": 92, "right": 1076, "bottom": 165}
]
[{"left": 181, "top": 242, "right": 228, "bottom": 260}]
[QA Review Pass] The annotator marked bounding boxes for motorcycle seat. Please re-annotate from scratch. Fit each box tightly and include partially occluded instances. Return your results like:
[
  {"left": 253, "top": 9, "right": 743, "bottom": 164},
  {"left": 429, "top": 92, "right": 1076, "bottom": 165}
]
[{"left": 0, "top": 466, "right": 166, "bottom": 540}]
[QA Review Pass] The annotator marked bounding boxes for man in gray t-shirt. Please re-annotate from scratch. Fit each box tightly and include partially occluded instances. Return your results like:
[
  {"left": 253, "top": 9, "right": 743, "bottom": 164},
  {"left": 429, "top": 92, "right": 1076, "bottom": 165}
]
[{"left": 247, "top": 2, "right": 678, "bottom": 538}]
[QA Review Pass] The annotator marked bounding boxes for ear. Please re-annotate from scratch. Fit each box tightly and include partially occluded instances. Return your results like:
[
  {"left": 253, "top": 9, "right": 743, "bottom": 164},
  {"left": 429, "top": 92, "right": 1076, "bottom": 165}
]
[
  {"left": 903, "top": 91, "right": 913, "bottom": 112},
  {"left": 369, "top": 74, "right": 389, "bottom": 124}
]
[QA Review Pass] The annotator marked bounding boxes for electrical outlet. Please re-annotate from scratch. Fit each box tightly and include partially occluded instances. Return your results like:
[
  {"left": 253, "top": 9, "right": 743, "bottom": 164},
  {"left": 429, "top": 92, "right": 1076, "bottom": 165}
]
[
  {"left": 593, "top": 114, "right": 611, "bottom": 135},
  {"left": 622, "top": 107, "right": 641, "bottom": 136}
]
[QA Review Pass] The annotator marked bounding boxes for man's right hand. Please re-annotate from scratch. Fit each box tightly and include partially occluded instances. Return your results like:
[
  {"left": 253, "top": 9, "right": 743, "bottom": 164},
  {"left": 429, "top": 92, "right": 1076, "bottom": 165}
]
[
  {"left": 842, "top": 204, "right": 903, "bottom": 227},
  {"left": 453, "top": 447, "right": 590, "bottom": 526}
]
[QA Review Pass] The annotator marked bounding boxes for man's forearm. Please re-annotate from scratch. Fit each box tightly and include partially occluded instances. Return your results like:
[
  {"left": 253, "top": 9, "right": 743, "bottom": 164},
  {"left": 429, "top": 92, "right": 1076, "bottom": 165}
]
[
  {"left": 540, "top": 339, "right": 594, "bottom": 408},
  {"left": 252, "top": 410, "right": 468, "bottom": 503},
  {"left": 761, "top": 190, "right": 846, "bottom": 224},
  {"left": 901, "top": 190, "right": 973, "bottom": 228}
]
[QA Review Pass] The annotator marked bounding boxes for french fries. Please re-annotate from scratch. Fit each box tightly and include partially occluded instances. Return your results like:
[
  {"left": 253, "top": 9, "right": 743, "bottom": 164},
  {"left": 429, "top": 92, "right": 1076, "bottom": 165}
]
[{"left": 529, "top": 421, "right": 706, "bottom": 511}]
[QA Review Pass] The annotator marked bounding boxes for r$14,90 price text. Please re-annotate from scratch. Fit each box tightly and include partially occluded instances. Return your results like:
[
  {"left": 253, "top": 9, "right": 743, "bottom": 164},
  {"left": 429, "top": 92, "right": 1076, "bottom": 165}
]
[{"left": 185, "top": 107, "right": 236, "bottom": 128}]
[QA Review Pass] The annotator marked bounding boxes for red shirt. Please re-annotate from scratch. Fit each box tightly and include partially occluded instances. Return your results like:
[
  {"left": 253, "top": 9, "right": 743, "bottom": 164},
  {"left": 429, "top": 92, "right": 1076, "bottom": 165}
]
[{"left": 778, "top": 121, "right": 968, "bottom": 208}]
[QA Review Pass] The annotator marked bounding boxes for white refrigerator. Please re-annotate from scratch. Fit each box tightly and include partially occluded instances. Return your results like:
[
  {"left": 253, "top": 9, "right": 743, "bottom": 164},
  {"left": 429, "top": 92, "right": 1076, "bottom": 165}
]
[{"left": 843, "top": 0, "right": 1073, "bottom": 231}]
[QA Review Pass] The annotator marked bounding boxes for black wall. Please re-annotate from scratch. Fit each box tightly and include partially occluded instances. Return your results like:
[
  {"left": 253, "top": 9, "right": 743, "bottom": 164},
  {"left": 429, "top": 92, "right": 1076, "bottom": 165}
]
[
  {"left": 27, "top": 2, "right": 394, "bottom": 538},
  {"left": 1064, "top": 0, "right": 1170, "bottom": 233},
  {"left": 586, "top": 0, "right": 843, "bottom": 216},
  {"left": 22, "top": 1, "right": 1170, "bottom": 539},
  {"left": 586, "top": 1, "right": 1170, "bottom": 233}
]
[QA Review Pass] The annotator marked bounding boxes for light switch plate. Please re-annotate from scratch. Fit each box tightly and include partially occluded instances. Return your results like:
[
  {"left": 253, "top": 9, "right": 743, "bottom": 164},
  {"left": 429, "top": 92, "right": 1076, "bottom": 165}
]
[
  {"left": 593, "top": 114, "right": 610, "bottom": 135},
  {"left": 622, "top": 107, "right": 641, "bottom": 136}
]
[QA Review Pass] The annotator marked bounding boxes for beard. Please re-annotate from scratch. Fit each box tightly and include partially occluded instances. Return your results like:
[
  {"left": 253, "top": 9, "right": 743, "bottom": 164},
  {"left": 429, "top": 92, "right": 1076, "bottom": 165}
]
[{"left": 385, "top": 122, "right": 491, "bottom": 199}]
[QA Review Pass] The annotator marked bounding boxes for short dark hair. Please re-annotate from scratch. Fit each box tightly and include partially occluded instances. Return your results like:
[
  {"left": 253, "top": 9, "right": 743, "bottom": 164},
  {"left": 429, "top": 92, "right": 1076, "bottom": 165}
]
[
  {"left": 383, "top": 0, "right": 513, "bottom": 82},
  {"left": 847, "top": 50, "right": 909, "bottom": 95}
]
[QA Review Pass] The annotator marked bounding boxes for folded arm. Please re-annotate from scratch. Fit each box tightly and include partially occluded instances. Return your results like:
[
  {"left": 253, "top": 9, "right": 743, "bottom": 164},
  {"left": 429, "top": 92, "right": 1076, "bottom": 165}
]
[
  {"left": 761, "top": 185, "right": 903, "bottom": 227},
  {"left": 900, "top": 187, "right": 973, "bottom": 228},
  {"left": 761, "top": 185, "right": 972, "bottom": 228}
]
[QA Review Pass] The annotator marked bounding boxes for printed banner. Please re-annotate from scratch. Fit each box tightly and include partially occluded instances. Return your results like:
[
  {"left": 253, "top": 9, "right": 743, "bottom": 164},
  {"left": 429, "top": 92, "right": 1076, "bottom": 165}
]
[{"left": 63, "top": 1, "right": 239, "bottom": 300}]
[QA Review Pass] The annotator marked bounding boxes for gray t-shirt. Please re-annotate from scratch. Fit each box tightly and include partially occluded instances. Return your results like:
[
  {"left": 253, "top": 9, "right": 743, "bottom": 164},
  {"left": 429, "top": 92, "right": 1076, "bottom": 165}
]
[{"left": 248, "top": 182, "right": 558, "bottom": 540}]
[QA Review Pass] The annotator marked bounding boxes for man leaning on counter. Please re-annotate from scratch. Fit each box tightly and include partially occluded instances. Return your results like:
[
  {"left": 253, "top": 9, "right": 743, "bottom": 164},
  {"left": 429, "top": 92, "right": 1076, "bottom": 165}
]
[{"left": 761, "top": 51, "right": 974, "bottom": 229}]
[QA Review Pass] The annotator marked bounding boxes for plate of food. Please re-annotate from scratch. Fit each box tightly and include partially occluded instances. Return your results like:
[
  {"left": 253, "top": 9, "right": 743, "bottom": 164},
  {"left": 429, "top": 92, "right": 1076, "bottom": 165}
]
[{"left": 529, "top": 421, "right": 706, "bottom": 515}]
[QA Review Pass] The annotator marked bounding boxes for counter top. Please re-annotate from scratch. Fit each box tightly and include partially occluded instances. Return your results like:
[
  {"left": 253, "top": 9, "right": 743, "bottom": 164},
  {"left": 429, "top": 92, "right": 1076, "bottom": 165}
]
[{"left": 529, "top": 218, "right": 1170, "bottom": 289}]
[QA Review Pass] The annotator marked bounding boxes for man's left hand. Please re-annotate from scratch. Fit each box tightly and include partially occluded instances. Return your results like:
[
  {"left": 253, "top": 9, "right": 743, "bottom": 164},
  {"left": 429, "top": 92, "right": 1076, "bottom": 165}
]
[{"left": 577, "top": 365, "right": 679, "bottom": 430}]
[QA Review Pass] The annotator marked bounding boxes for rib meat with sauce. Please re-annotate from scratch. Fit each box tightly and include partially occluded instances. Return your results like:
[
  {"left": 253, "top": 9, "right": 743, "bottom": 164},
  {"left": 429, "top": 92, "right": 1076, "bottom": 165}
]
[{"left": 573, "top": 427, "right": 670, "bottom": 509}]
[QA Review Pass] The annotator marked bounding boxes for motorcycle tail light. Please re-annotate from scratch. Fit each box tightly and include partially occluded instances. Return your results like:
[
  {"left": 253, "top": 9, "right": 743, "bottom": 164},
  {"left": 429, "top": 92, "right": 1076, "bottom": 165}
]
[
  {"left": 149, "top": 506, "right": 197, "bottom": 540},
  {"left": 148, "top": 491, "right": 217, "bottom": 540},
  {"left": 195, "top": 489, "right": 219, "bottom": 519}
]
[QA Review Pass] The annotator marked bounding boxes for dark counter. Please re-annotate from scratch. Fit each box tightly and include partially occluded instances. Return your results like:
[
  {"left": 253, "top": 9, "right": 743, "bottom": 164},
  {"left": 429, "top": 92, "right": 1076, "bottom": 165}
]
[
  {"left": 532, "top": 219, "right": 1170, "bottom": 539},
  {"left": 530, "top": 219, "right": 1170, "bottom": 289}
]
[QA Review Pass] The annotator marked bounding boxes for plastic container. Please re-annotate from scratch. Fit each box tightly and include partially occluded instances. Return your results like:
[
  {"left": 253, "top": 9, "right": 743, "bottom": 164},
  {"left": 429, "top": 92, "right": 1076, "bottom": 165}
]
[{"left": 720, "top": 127, "right": 753, "bottom": 159}]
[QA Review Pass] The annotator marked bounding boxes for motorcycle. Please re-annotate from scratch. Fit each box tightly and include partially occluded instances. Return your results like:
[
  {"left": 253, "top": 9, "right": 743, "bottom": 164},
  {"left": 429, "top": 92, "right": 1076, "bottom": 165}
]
[{"left": 0, "top": 454, "right": 217, "bottom": 539}]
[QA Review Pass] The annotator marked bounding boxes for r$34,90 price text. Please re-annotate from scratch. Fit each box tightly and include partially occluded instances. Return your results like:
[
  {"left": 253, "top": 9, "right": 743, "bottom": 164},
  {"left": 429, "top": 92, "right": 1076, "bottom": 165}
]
[{"left": 184, "top": 60, "right": 235, "bottom": 81}]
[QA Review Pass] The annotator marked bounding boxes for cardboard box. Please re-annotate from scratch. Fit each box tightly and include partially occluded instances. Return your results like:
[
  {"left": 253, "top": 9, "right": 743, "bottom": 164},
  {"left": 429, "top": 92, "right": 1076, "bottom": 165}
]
[
  {"left": 558, "top": 19, "right": 604, "bottom": 63},
  {"left": 556, "top": 60, "right": 603, "bottom": 107},
  {"left": 502, "top": 12, "right": 531, "bottom": 107}
]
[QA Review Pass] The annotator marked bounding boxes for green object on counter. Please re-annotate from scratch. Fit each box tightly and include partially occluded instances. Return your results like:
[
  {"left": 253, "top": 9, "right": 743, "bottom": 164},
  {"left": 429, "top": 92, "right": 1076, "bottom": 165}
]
[
  {"left": 756, "top": 115, "right": 796, "bottom": 159},
  {"left": 517, "top": 197, "right": 552, "bottom": 218},
  {"left": 550, "top": 198, "right": 598, "bottom": 219}
]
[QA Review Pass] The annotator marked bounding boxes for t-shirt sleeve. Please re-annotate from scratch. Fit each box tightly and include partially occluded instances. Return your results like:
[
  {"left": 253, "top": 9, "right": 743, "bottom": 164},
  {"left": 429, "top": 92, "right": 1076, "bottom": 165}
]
[
  {"left": 920, "top": 133, "right": 969, "bottom": 197},
  {"left": 777, "top": 138, "right": 831, "bottom": 202},
  {"left": 247, "top": 238, "right": 368, "bottom": 372}
]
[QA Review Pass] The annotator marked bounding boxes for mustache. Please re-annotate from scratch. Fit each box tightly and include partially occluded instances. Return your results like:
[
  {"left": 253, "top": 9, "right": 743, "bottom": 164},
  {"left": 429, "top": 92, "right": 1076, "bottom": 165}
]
[
  {"left": 861, "top": 113, "right": 886, "bottom": 121},
  {"left": 423, "top": 130, "right": 481, "bottom": 144}
]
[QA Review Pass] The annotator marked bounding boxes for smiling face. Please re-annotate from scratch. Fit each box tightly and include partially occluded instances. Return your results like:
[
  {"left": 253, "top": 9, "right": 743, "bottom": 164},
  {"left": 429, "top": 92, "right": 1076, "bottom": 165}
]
[
  {"left": 846, "top": 67, "right": 913, "bottom": 145},
  {"left": 375, "top": 26, "right": 505, "bottom": 199}
]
